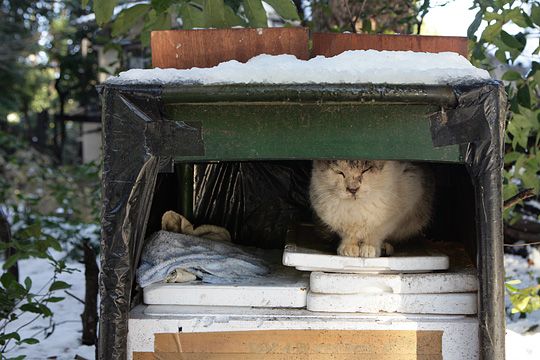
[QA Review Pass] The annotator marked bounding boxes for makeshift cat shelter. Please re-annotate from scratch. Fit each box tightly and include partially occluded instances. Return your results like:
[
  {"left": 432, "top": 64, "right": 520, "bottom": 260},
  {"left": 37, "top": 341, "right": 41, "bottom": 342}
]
[{"left": 98, "top": 50, "right": 506, "bottom": 360}]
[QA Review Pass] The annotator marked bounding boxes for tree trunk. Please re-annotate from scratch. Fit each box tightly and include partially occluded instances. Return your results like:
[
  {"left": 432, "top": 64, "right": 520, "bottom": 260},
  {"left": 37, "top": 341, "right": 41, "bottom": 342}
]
[
  {"left": 292, "top": 0, "right": 305, "bottom": 23},
  {"left": 22, "top": 102, "right": 32, "bottom": 143},
  {"left": 55, "top": 95, "right": 66, "bottom": 163},
  {"left": 35, "top": 110, "right": 49, "bottom": 148},
  {"left": 81, "top": 241, "right": 99, "bottom": 346},
  {"left": 0, "top": 208, "right": 18, "bottom": 281}
]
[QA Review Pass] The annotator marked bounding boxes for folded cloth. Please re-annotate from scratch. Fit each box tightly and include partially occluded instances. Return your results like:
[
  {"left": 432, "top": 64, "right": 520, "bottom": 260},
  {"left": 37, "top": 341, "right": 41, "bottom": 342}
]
[
  {"left": 161, "top": 210, "right": 231, "bottom": 242},
  {"left": 137, "top": 230, "right": 270, "bottom": 288}
]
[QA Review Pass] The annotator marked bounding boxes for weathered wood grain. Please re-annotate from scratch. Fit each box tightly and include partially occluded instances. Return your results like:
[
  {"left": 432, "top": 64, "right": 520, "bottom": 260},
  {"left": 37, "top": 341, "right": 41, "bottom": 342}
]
[
  {"left": 151, "top": 28, "right": 309, "bottom": 69},
  {"left": 312, "top": 33, "right": 468, "bottom": 58}
]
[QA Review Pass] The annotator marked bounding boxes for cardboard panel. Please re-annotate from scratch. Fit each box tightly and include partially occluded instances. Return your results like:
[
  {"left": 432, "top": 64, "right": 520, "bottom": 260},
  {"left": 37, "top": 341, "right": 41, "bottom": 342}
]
[
  {"left": 312, "top": 33, "right": 468, "bottom": 58},
  {"left": 133, "top": 353, "right": 156, "bottom": 360},
  {"left": 154, "top": 330, "right": 442, "bottom": 355},
  {"left": 138, "top": 354, "right": 441, "bottom": 360},
  {"left": 151, "top": 28, "right": 309, "bottom": 69}
]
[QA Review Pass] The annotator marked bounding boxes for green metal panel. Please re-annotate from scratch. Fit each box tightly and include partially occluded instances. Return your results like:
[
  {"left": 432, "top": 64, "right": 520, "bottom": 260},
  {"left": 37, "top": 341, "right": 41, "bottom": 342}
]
[
  {"left": 160, "top": 84, "right": 458, "bottom": 107},
  {"left": 165, "top": 103, "right": 462, "bottom": 162}
]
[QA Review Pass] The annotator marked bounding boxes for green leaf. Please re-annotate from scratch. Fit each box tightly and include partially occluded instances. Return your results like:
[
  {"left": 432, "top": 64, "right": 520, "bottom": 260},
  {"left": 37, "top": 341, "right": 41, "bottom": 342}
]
[
  {"left": 0, "top": 271, "right": 15, "bottom": 288},
  {"left": 484, "top": 11, "right": 504, "bottom": 22},
  {"left": 503, "top": 182, "right": 518, "bottom": 201},
  {"left": 500, "top": 31, "right": 525, "bottom": 51},
  {"left": 224, "top": 5, "right": 247, "bottom": 27},
  {"left": 506, "top": 279, "right": 522, "bottom": 286},
  {"left": 481, "top": 22, "right": 503, "bottom": 42},
  {"left": 502, "top": 70, "right": 522, "bottom": 81},
  {"left": 2, "top": 254, "right": 21, "bottom": 271},
  {"left": 514, "top": 295, "right": 531, "bottom": 312},
  {"left": 243, "top": 0, "right": 267, "bottom": 28},
  {"left": 141, "top": 10, "right": 171, "bottom": 47},
  {"left": 44, "top": 297, "right": 65, "bottom": 303},
  {"left": 505, "top": 8, "right": 529, "bottom": 28},
  {"left": 532, "top": 5, "right": 540, "bottom": 27},
  {"left": 0, "top": 332, "right": 21, "bottom": 342},
  {"left": 471, "top": 42, "right": 486, "bottom": 61},
  {"left": 203, "top": 0, "right": 227, "bottom": 28},
  {"left": 112, "top": 4, "right": 150, "bottom": 37},
  {"left": 49, "top": 280, "right": 71, "bottom": 292},
  {"left": 82, "top": 0, "right": 90, "bottom": 8},
  {"left": 94, "top": 0, "right": 118, "bottom": 26},
  {"left": 504, "top": 151, "right": 522, "bottom": 164},
  {"left": 20, "top": 338, "right": 39, "bottom": 345},
  {"left": 467, "top": 10, "right": 483, "bottom": 39},
  {"left": 495, "top": 49, "right": 508, "bottom": 64},
  {"left": 493, "top": 0, "right": 506, "bottom": 10},
  {"left": 38, "top": 303, "right": 53, "bottom": 317},
  {"left": 24, "top": 277, "right": 32, "bottom": 290},
  {"left": 529, "top": 61, "right": 540, "bottom": 77},
  {"left": 263, "top": 0, "right": 300, "bottom": 21},
  {"left": 180, "top": 3, "right": 206, "bottom": 29},
  {"left": 506, "top": 284, "right": 519, "bottom": 292},
  {"left": 151, "top": 0, "right": 175, "bottom": 13},
  {"left": 517, "top": 83, "right": 531, "bottom": 108},
  {"left": 20, "top": 303, "right": 43, "bottom": 314}
]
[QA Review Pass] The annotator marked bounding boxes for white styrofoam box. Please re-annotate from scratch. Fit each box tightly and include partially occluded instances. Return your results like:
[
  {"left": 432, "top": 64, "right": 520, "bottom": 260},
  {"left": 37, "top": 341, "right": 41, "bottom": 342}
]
[
  {"left": 307, "top": 291, "right": 477, "bottom": 314},
  {"left": 310, "top": 268, "right": 478, "bottom": 294},
  {"left": 143, "top": 268, "right": 309, "bottom": 308},
  {"left": 128, "top": 304, "right": 479, "bottom": 360},
  {"left": 283, "top": 242, "right": 449, "bottom": 273}
]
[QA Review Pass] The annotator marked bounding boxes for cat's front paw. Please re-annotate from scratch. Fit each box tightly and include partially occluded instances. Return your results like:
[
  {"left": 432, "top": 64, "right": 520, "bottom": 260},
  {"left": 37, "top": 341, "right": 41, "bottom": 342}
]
[
  {"left": 358, "top": 243, "right": 381, "bottom": 258},
  {"left": 338, "top": 243, "right": 360, "bottom": 257}
]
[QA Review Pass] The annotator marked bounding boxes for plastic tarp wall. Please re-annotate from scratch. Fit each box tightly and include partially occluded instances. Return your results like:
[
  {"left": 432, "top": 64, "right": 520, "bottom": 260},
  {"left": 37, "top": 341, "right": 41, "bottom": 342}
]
[
  {"left": 98, "top": 81, "right": 506, "bottom": 360},
  {"left": 193, "top": 161, "right": 312, "bottom": 248}
]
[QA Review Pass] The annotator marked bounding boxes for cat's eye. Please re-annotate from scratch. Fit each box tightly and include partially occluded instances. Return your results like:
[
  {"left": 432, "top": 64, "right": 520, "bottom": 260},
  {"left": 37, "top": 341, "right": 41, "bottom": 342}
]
[
  {"left": 335, "top": 170, "right": 345, "bottom": 177},
  {"left": 362, "top": 166, "right": 373, "bottom": 174}
]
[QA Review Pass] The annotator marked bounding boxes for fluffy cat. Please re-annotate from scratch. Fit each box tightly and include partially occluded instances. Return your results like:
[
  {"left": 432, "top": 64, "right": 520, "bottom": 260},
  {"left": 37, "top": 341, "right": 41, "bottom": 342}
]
[{"left": 309, "top": 160, "right": 434, "bottom": 258}]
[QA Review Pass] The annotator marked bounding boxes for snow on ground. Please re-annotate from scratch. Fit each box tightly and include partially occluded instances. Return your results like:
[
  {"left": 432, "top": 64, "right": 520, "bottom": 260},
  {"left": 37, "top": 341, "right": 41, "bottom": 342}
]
[
  {"left": 4, "top": 257, "right": 95, "bottom": 360},
  {"left": 108, "top": 51, "right": 490, "bottom": 86},
  {"left": 505, "top": 247, "right": 540, "bottom": 360},
  {"left": 5, "top": 248, "right": 540, "bottom": 359}
]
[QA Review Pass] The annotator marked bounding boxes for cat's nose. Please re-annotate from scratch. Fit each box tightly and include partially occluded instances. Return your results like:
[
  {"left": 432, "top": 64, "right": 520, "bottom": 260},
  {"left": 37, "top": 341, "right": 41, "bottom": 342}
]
[{"left": 347, "top": 187, "right": 359, "bottom": 195}]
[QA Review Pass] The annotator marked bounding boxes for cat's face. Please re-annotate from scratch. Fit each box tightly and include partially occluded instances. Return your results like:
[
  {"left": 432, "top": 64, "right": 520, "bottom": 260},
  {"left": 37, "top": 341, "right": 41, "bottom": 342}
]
[{"left": 313, "top": 160, "right": 385, "bottom": 199}]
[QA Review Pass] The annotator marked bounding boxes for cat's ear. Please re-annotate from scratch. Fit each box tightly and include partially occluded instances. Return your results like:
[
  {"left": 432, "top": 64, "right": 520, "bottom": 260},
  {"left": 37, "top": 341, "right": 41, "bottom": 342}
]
[
  {"left": 372, "top": 160, "right": 385, "bottom": 171},
  {"left": 313, "top": 160, "right": 332, "bottom": 171}
]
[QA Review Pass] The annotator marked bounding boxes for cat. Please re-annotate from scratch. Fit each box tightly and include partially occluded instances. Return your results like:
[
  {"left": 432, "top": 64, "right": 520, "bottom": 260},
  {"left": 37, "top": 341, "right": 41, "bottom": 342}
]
[{"left": 309, "top": 160, "right": 434, "bottom": 258}]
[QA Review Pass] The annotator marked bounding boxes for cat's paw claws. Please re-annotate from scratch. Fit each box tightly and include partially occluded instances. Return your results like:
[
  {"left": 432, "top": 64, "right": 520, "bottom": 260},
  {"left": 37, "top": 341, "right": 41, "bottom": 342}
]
[
  {"left": 337, "top": 243, "right": 360, "bottom": 257},
  {"left": 358, "top": 243, "right": 381, "bottom": 258}
]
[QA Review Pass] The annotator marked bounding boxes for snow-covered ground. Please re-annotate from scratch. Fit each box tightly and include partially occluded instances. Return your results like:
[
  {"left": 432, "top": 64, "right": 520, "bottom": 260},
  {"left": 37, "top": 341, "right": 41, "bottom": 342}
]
[
  {"left": 4, "top": 249, "right": 540, "bottom": 359},
  {"left": 4, "top": 257, "right": 95, "bottom": 359},
  {"left": 505, "top": 247, "right": 540, "bottom": 360}
]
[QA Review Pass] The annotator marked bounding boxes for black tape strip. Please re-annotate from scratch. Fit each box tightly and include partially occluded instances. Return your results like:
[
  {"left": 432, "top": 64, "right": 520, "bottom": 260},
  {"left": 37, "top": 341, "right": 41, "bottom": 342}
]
[
  {"left": 144, "top": 120, "right": 205, "bottom": 157},
  {"left": 117, "top": 91, "right": 206, "bottom": 157},
  {"left": 118, "top": 92, "right": 163, "bottom": 123},
  {"left": 430, "top": 105, "right": 490, "bottom": 147}
]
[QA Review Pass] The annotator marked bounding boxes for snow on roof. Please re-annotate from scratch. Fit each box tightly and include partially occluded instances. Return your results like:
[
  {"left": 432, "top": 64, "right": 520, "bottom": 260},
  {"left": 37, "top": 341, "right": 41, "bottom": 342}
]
[{"left": 107, "top": 50, "right": 491, "bottom": 86}]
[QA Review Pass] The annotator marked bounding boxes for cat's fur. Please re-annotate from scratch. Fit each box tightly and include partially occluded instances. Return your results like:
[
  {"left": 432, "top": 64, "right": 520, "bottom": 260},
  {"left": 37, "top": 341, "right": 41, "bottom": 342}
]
[{"left": 310, "top": 160, "right": 434, "bottom": 257}]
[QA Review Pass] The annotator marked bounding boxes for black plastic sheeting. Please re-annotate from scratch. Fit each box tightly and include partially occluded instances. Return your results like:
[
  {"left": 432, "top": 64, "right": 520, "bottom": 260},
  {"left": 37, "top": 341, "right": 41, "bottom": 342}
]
[
  {"left": 193, "top": 161, "right": 312, "bottom": 249},
  {"left": 98, "top": 82, "right": 506, "bottom": 360}
]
